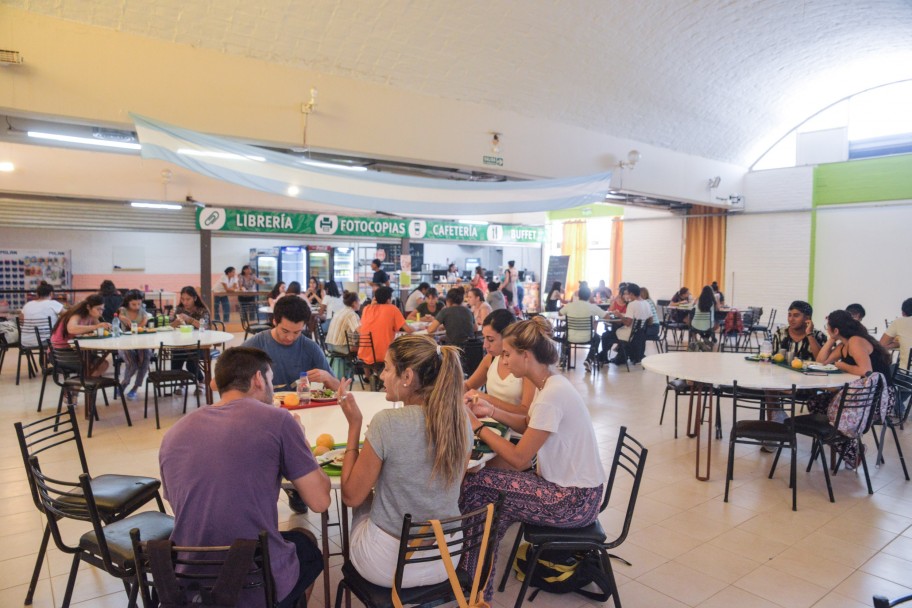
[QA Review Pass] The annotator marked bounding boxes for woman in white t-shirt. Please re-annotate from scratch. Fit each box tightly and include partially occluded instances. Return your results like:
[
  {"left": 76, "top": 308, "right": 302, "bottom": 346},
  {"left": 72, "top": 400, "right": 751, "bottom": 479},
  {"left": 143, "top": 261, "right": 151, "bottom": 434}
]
[{"left": 459, "top": 316, "right": 606, "bottom": 600}]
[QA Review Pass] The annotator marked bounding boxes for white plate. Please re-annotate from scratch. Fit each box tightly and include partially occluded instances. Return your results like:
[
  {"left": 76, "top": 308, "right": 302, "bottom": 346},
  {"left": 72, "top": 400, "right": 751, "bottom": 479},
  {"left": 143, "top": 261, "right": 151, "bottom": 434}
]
[
  {"left": 313, "top": 448, "right": 346, "bottom": 466},
  {"left": 154, "top": 326, "right": 175, "bottom": 332},
  {"left": 808, "top": 363, "right": 838, "bottom": 372}
]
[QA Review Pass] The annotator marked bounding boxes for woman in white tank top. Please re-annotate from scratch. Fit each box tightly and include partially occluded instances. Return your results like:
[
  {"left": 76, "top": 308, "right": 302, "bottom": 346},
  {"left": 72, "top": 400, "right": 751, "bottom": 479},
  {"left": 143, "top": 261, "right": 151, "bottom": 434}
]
[{"left": 465, "top": 309, "right": 535, "bottom": 415}]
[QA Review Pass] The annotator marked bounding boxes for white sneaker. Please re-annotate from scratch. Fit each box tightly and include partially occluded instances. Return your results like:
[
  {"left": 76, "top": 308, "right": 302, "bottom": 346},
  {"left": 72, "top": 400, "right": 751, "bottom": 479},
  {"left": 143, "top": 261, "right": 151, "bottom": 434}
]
[{"left": 584, "top": 359, "right": 592, "bottom": 372}]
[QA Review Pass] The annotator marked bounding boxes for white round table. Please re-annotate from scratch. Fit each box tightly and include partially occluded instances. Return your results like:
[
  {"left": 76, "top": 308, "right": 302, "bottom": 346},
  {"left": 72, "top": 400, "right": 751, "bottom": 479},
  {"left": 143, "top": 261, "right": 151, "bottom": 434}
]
[
  {"left": 76, "top": 330, "right": 234, "bottom": 404},
  {"left": 641, "top": 352, "right": 857, "bottom": 480}
]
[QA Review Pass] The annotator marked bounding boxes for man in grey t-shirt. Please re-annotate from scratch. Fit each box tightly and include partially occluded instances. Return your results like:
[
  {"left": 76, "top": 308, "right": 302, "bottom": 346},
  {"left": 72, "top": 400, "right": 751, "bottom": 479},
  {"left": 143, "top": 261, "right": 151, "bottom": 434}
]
[{"left": 427, "top": 289, "right": 476, "bottom": 346}]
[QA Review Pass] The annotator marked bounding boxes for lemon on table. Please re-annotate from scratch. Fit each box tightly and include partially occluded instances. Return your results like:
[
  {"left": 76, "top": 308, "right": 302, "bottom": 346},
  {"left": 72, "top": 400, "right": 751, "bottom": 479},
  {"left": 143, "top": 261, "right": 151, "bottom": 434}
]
[
  {"left": 772, "top": 353, "right": 785, "bottom": 363},
  {"left": 791, "top": 358, "right": 803, "bottom": 369},
  {"left": 316, "top": 434, "right": 335, "bottom": 450}
]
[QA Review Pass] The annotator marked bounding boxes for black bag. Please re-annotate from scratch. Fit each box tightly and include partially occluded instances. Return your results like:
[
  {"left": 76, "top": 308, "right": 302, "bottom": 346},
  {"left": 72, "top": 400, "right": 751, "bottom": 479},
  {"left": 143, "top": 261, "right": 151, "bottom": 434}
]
[{"left": 512, "top": 542, "right": 612, "bottom": 601}]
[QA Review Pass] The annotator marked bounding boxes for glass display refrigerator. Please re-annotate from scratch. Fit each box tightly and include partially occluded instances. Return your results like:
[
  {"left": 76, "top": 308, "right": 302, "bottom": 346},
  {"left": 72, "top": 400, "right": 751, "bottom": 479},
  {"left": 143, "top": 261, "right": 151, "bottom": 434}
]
[
  {"left": 333, "top": 247, "right": 354, "bottom": 284},
  {"left": 306, "top": 246, "right": 333, "bottom": 283},
  {"left": 279, "top": 246, "right": 306, "bottom": 286},
  {"left": 249, "top": 248, "right": 279, "bottom": 288}
]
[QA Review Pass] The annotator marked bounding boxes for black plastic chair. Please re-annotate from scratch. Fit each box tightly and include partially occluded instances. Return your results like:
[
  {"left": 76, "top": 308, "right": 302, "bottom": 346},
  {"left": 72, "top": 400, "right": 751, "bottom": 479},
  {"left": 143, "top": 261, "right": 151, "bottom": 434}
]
[
  {"left": 335, "top": 496, "right": 503, "bottom": 608},
  {"left": 240, "top": 303, "right": 271, "bottom": 340},
  {"left": 659, "top": 377, "right": 693, "bottom": 438},
  {"left": 49, "top": 342, "right": 130, "bottom": 438},
  {"left": 561, "top": 316, "right": 596, "bottom": 370},
  {"left": 870, "top": 380, "right": 910, "bottom": 481},
  {"left": 14, "top": 405, "right": 166, "bottom": 606},
  {"left": 875, "top": 592, "right": 912, "bottom": 607},
  {"left": 131, "top": 529, "right": 276, "bottom": 608},
  {"left": 790, "top": 379, "right": 884, "bottom": 502},
  {"left": 33, "top": 326, "right": 57, "bottom": 412},
  {"left": 747, "top": 307, "right": 775, "bottom": 348},
  {"left": 498, "top": 426, "right": 648, "bottom": 608},
  {"left": 616, "top": 319, "right": 647, "bottom": 371},
  {"left": 26, "top": 453, "right": 174, "bottom": 608},
  {"left": 15, "top": 315, "right": 52, "bottom": 384},
  {"left": 461, "top": 337, "right": 486, "bottom": 378},
  {"left": 145, "top": 342, "right": 202, "bottom": 429},
  {"left": 723, "top": 383, "right": 799, "bottom": 510}
]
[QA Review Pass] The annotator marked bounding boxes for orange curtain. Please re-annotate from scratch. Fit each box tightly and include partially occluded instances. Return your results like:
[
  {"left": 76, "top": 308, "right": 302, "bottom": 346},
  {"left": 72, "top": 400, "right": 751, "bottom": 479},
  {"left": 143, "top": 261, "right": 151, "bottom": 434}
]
[
  {"left": 561, "top": 220, "right": 587, "bottom": 296},
  {"left": 610, "top": 219, "right": 623, "bottom": 292},
  {"left": 682, "top": 205, "right": 726, "bottom": 294}
]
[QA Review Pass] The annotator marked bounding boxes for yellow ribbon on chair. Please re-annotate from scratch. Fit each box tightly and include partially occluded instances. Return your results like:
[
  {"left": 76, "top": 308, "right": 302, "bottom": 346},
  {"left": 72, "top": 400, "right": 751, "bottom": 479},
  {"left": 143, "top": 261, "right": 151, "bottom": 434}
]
[{"left": 391, "top": 502, "right": 495, "bottom": 608}]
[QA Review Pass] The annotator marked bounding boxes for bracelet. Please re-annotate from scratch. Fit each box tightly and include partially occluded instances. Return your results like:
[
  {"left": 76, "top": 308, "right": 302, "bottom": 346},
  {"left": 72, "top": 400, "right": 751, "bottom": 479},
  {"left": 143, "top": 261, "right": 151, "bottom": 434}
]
[
  {"left": 345, "top": 447, "right": 360, "bottom": 454},
  {"left": 488, "top": 404, "right": 495, "bottom": 418},
  {"left": 473, "top": 425, "right": 485, "bottom": 437}
]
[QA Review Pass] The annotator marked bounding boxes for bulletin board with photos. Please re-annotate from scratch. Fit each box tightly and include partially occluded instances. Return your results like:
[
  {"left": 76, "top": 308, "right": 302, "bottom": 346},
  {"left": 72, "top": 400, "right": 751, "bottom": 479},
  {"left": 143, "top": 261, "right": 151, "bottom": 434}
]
[{"left": 0, "top": 249, "right": 72, "bottom": 311}]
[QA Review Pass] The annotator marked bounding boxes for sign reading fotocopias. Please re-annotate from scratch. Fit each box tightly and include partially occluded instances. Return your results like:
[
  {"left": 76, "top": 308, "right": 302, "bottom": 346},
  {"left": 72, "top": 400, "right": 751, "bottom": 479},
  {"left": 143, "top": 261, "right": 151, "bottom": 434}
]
[{"left": 197, "top": 207, "right": 543, "bottom": 244}]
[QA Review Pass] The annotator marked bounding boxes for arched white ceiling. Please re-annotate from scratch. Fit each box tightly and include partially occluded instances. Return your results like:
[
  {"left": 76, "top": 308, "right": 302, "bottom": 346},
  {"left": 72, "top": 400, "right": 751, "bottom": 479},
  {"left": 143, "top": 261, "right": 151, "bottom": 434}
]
[{"left": 5, "top": 0, "right": 912, "bottom": 167}]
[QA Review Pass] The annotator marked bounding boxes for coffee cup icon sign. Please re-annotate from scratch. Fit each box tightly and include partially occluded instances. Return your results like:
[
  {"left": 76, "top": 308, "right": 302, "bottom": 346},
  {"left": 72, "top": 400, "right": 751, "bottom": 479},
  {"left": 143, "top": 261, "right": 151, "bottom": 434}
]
[
  {"left": 200, "top": 208, "right": 226, "bottom": 230},
  {"left": 408, "top": 220, "right": 427, "bottom": 239}
]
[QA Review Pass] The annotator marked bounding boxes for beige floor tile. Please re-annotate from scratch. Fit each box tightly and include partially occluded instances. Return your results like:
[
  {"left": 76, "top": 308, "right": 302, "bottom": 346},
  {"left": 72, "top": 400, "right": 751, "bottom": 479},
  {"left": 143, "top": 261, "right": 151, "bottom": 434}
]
[
  {"left": 628, "top": 524, "right": 704, "bottom": 560},
  {"left": 734, "top": 565, "right": 829, "bottom": 608},
  {"left": 686, "top": 498, "right": 758, "bottom": 527},
  {"left": 0, "top": 579, "right": 56, "bottom": 608},
  {"left": 0, "top": 552, "right": 47, "bottom": 591},
  {"left": 602, "top": 540, "right": 668, "bottom": 579},
  {"left": 787, "top": 530, "right": 879, "bottom": 569},
  {"left": 810, "top": 591, "right": 871, "bottom": 608},
  {"left": 658, "top": 508, "right": 733, "bottom": 542},
  {"left": 708, "top": 528, "right": 789, "bottom": 562},
  {"left": 610, "top": 579, "right": 691, "bottom": 608},
  {"left": 696, "top": 586, "right": 781, "bottom": 608},
  {"left": 818, "top": 517, "right": 898, "bottom": 551},
  {"left": 49, "top": 566, "right": 128, "bottom": 605},
  {"left": 859, "top": 552, "right": 912, "bottom": 587},
  {"left": 637, "top": 561, "right": 729, "bottom": 606},
  {"left": 834, "top": 570, "right": 912, "bottom": 605},
  {"left": 674, "top": 544, "right": 761, "bottom": 584},
  {"left": 882, "top": 535, "right": 912, "bottom": 561},
  {"left": 766, "top": 546, "right": 855, "bottom": 589}
]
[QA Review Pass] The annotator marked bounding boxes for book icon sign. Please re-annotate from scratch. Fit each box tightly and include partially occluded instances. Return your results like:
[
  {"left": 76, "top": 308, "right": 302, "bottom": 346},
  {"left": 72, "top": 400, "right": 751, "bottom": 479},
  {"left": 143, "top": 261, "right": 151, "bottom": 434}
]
[{"left": 199, "top": 207, "right": 226, "bottom": 230}]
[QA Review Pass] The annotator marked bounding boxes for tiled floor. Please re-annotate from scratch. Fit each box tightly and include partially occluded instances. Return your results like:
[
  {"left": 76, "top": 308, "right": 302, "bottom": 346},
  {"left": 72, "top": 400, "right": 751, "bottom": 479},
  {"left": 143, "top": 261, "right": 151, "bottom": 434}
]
[{"left": 2, "top": 336, "right": 911, "bottom": 608}]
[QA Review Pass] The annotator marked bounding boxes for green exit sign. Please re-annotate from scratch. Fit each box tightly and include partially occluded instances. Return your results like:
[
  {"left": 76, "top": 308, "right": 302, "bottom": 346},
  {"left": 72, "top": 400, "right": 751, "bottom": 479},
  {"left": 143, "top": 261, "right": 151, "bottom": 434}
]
[{"left": 483, "top": 155, "right": 504, "bottom": 166}]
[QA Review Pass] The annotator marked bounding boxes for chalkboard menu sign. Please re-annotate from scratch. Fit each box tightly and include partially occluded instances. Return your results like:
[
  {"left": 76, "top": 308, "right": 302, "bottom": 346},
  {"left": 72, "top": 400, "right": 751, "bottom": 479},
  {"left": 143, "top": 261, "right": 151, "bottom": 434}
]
[{"left": 544, "top": 255, "right": 570, "bottom": 293}]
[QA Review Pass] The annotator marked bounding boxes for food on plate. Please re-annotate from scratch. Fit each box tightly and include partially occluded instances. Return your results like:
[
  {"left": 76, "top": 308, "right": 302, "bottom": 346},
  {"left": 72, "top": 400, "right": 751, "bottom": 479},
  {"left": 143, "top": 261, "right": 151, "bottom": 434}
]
[
  {"left": 316, "top": 434, "right": 335, "bottom": 450},
  {"left": 313, "top": 445, "right": 331, "bottom": 456},
  {"left": 283, "top": 393, "right": 300, "bottom": 407},
  {"left": 772, "top": 353, "right": 785, "bottom": 363},
  {"left": 791, "top": 358, "right": 803, "bottom": 370},
  {"left": 331, "top": 453, "right": 345, "bottom": 467},
  {"left": 311, "top": 388, "right": 335, "bottom": 400}
]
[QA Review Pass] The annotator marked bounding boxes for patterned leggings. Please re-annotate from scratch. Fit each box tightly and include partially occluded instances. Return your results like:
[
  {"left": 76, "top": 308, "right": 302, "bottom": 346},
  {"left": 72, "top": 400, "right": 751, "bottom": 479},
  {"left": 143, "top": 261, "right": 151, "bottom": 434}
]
[{"left": 458, "top": 468, "right": 603, "bottom": 600}]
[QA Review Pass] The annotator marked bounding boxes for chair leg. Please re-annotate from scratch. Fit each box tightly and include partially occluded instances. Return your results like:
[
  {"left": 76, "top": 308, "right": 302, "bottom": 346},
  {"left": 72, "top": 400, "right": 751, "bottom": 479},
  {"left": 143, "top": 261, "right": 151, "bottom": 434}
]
[
  {"left": 806, "top": 439, "right": 819, "bottom": 472},
  {"left": 86, "top": 391, "right": 97, "bottom": 438},
  {"left": 790, "top": 443, "right": 798, "bottom": 511},
  {"left": 62, "top": 554, "right": 81, "bottom": 608},
  {"left": 859, "top": 439, "right": 874, "bottom": 495},
  {"left": 153, "top": 386, "right": 161, "bottom": 430},
  {"left": 119, "top": 385, "right": 132, "bottom": 426},
  {"left": 513, "top": 542, "right": 546, "bottom": 608},
  {"left": 16, "top": 350, "right": 24, "bottom": 385},
  {"left": 889, "top": 424, "right": 910, "bottom": 481},
  {"left": 659, "top": 388, "right": 670, "bottom": 426},
  {"left": 498, "top": 525, "right": 525, "bottom": 592},
  {"left": 182, "top": 382, "right": 190, "bottom": 414},
  {"left": 769, "top": 446, "right": 782, "bottom": 478},
  {"left": 818, "top": 443, "right": 835, "bottom": 503},
  {"left": 143, "top": 385, "right": 150, "bottom": 420},
  {"left": 25, "top": 525, "right": 51, "bottom": 605},
  {"left": 724, "top": 439, "right": 736, "bottom": 503},
  {"left": 599, "top": 549, "right": 622, "bottom": 608}
]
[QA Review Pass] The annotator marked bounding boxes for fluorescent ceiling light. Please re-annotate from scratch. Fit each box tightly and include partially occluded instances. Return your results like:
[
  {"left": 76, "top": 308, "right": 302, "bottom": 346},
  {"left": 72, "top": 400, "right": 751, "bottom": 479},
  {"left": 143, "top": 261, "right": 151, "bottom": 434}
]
[
  {"left": 177, "top": 148, "right": 266, "bottom": 162},
  {"left": 131, "top": 201, "right": 183, "bottom": 210},
  {"left": 458, "top": 219, "right": 489, "bottom": 225},
  {"left": 286, "top": 185, "right": 300, "bottom": 196},
  {"left": 27, "top": 131, "right": 142, "bottom": 150},
  {"left": 298, "top": 159, "right": 368, "bottom": 172},
  {"left": 0, "top": 161, "right": 14, "bottom": 172}
]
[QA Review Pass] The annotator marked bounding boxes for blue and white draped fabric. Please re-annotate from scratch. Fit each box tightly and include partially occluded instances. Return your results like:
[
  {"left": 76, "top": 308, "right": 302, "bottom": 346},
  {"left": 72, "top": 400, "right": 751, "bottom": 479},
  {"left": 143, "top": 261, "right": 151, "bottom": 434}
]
[{"left": 132, "top": 114, "right": 613, "bottom": 216}]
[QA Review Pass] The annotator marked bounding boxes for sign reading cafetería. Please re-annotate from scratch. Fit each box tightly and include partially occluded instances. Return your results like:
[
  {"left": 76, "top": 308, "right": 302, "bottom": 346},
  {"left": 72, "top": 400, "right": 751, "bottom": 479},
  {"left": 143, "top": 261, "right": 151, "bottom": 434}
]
[{"left": 196, "top": 207, "right": 544, "bottom": 244}]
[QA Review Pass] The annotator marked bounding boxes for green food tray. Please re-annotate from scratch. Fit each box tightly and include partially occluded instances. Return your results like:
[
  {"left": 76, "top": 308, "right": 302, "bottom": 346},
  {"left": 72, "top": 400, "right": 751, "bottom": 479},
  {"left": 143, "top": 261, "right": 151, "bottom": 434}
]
[{"left": 474, "top": 421, "right": 509, "bottom": 454}]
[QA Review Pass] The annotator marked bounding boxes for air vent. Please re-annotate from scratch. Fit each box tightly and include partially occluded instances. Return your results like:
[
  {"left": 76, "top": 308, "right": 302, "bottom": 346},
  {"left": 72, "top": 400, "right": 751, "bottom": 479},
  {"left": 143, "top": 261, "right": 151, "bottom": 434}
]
[{"left": 0, "top": 49, "right": 24, "bottom": 66}]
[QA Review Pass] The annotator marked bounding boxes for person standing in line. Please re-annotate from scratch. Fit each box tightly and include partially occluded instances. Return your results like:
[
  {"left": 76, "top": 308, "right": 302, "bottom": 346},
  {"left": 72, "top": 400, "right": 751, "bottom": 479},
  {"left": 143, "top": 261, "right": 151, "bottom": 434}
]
[
  {"left": 486, "top": 281, "right": 506, "bottom": 311},
  {"left": 370, "top": 259, "right": 390, "bottom": 290},
  {"left": 471, "top": 267, "right": 489, "bottom": 296},
  {"left": 238, "top": 264, "right": 266, "bottom": 309},
  {"left": 500, "top": 261, "right": 515, "bottom": 306},
  {"left": 213, "top": 266, "right": 239, "bottom": 322}
]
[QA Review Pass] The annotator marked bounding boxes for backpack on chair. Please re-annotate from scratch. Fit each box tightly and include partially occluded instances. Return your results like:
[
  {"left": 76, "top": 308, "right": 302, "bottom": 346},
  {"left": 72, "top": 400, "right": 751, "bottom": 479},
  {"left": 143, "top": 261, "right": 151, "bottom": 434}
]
[{"left": 512, "top": 543, "right": 611, "bottom": 601}]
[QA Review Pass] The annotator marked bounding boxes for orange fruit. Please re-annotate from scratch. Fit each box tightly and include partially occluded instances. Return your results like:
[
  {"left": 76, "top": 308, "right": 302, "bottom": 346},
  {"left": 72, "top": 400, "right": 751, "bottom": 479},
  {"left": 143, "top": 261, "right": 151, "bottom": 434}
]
[
  {"left": 791, "top": 358, "right": 803, "bottom": 369},
  {"left": 316, "top": 434, "right": 335, "bottom": 450},
  {"left": 283, "top": 393, "right": 300, "bottom": 406}
]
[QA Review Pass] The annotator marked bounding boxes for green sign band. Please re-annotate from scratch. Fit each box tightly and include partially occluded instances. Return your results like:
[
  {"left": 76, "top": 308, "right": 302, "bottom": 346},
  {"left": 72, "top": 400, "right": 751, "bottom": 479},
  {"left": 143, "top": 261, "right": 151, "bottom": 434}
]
[{"left": 197, "top": 207, "right": 544, "bottom": 244}]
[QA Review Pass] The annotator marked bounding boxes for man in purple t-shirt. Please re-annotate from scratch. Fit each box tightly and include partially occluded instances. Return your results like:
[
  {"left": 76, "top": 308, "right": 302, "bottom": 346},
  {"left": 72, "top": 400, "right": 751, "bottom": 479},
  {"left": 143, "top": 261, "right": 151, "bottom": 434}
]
[{"left": 160, "top": 347, "right": 331, "bottom": 608}]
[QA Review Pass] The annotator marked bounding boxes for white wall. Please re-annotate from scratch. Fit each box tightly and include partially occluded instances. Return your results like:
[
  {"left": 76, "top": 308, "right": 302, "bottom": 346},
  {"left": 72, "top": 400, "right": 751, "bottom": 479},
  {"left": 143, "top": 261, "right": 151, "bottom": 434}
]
[
  {"left": 622, "top": 206, "right": 684, "bottom": 301},
  {"left": 726, "top": 166, "right": 814, "bottom": 325},
  {"left": 813, "top": 201, "right": 912, "bottom": 330}
]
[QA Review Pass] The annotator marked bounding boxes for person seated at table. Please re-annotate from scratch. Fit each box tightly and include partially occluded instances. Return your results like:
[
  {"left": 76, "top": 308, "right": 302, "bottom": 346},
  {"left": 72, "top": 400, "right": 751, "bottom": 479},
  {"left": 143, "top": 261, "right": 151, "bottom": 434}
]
[
  {"left": 168, "top": 286, "right": 212, "bottom": 390},
  {"left": 846, "top": 303, "right": 866, "bottom": 324},
  {"left": 601, "top": 283, "right": 653, "bottom": 365},
  {"left": 608, "top": 282, "right": 628, "bottom": 314},
  {"left": 116, "top": 289, "right": 153, "bottom": 400},
  {"left": 465, "top": 309, "right": 535, "bottom": 417},
  {"left": 50, "top": 294, "right": 111, "bottom": 377},
  {"left": 711, "top": 281, "right": 725, "bottom": 308},
  {"left": 20, "top": 282, "right": 64, "bottom": 347},
  {"left": 640, "top": 286, "right": 661, "bottom": 337},
  {"left": 98, "top": 279, "right": 124, "bottom": 323},
  {"left": 471, "top": 266, "right": 488, "bottom": 295},
  {"left": 881, "top": 297, "right": 912, "bottom": 369},
  {"left": 427, "top": 288, "right": 476, "bottom": 346},
  {"left": 466, "top": 287, "right": 493, "bottom": 328},
  {"left": 160, "top": 346, "right": 329, "bottom": 608},
  {"left": 305, "top": 276, "right": 324, "bottom": 307},
  {"left": 486, "top": 281, "right": 506, "bottom": 311},
  {"left": 325, "top": 292, "right": 362, "bottom": 378},
  {"left": 370, "top": 258, "right": 390, "bottom": 289},
  {"left": 592, "top": 279, "right": 612, "bottom": 304},
  {"left": 771, "top": 300, "right": 827, "bottom": 361},
  {"left": 336, "top": 335, "right": 470, "bottom": 587},
  {"left": 545, "top": 281, "right": 563, "bottom": 312},
  {"left": 320, "top": 280, "right": 344, "bottom": 326},
  {"left": 410, "top": 287, "right": 442, "bottom": 321},
  {"left": 559, "top": 284, "right": 608, "bottom": 372},
  {"left": 689, "top": 285, "right": 717, "bottom": 342},
  {"left": 267, "top": 281, "right": 286, "bottom": 307},
  {"left": 670, "top": 286, "right": 692, "bottom": 322},
  {"left": 404, "top": 282, "right": 430, "bottom": 316},
  {"left": 358, "top": 286, "right": 414, "bottom": 388},
  {"left": 242, "top": 296, "right": 339, "bottom": 392},
  {"left": 284, "top": 281, "right": 303, "bottom": 299},
  {"left": 459, "top": 317, "right": 605, "bottom": 601}
]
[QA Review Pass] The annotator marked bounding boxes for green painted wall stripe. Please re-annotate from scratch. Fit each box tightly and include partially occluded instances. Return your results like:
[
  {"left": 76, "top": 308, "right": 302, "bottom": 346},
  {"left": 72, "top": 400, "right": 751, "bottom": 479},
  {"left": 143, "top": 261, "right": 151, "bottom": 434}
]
[
  {"left": 814, "top": 154, "right": 912, "bottom": 206},
  {"left": 546, "top": 204, "right": 624, "bottom": 221}
]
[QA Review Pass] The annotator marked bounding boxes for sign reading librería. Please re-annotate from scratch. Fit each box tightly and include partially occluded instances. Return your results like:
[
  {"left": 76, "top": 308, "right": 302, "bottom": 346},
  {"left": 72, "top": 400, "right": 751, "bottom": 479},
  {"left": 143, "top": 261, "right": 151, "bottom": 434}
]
[{"left": 197, "top": 207, "right": 544, "bottom": 244}]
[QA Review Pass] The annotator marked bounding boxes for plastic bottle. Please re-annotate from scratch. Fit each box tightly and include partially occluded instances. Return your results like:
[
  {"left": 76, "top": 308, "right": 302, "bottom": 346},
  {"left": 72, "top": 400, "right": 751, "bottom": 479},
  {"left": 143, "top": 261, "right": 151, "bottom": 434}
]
[
  {"left": 199, "top": 317, "right": 208, "bottom": 334},
  {"left": 112, "top": 314, "right": 122, "bottom": 337},
  {"left": 297, "top": 373, "right": 311, "bottom": 405},
  {"left": 759, "top": 338, "right": 772, "bottom": 362}
]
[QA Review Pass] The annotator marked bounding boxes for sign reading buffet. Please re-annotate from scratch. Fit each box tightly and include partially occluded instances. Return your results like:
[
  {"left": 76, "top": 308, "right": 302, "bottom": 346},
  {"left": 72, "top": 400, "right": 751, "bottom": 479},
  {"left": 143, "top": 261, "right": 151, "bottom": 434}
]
[{"left": 197, "top": 207, "right": 544, "bottom": 244}]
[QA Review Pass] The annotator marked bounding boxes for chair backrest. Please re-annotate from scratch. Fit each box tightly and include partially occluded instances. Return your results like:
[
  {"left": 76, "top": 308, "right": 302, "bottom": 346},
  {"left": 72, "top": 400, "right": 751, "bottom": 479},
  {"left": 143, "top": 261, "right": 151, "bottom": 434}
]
[
  {"left": 461, "top": 338, "right": 485, "bottom": 378},
  {"left": 765, "top": 309, "right": 777, "bottom": 330},
  {"left": 599, "top": 426, "right": 648, "bottom": 547},
  {"left": 564, "top": 316, "right": 595, "bottom": 344},
  {"left": 156, "top": 342, "right": 202, "bottom": 370},
  {"left": 17, "top": 315, "right": 53, "bottom": 348},
  {"left": 313, "top": 321, "right": 328, "bottom": 353},
  {"left": 210, "top": 320, "right": 227, "bottom": 332},
  {"left": 731, "top": 381, "right": 796, "bottom": 425},
  {"left": 347, "top": 331, "right": 375, "bottom": 363},
  {"left": 49, "top": 342, "right": 86, "bottom": 385},
  {"left": 832, "top": 377, "right": 885, "bottom": 438},
  {"left": 14, "top": 405, "right": 90, "bottom": 512},
  {"left": 131, "top": 529, "right": 275, "bottom": 608},
  {"left": 239, "top": 303, "right": 259, "bottom": 331},
  {"left": 393, "top": 495, "right": 503, "bottom": 606}
]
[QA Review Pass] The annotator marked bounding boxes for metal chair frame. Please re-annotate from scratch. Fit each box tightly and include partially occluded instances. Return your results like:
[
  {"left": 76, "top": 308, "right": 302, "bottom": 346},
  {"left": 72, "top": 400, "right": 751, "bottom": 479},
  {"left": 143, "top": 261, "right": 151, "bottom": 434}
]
[
  {"left": 144, "top": 341, "right": 202, "bottom": 429},
  {"left": 15, "top": 315, "right": 52, "bottom": 384}
]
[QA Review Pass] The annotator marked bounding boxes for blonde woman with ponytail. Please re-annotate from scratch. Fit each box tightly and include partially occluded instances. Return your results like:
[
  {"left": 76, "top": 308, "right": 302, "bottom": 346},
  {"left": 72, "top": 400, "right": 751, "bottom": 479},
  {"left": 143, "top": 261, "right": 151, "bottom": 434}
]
[
  {"left": 459, "top": 316, "right": 606, "bottom": 601},
  {"left": 337, "top": 334, "right": 472, "bottom": 587}
]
